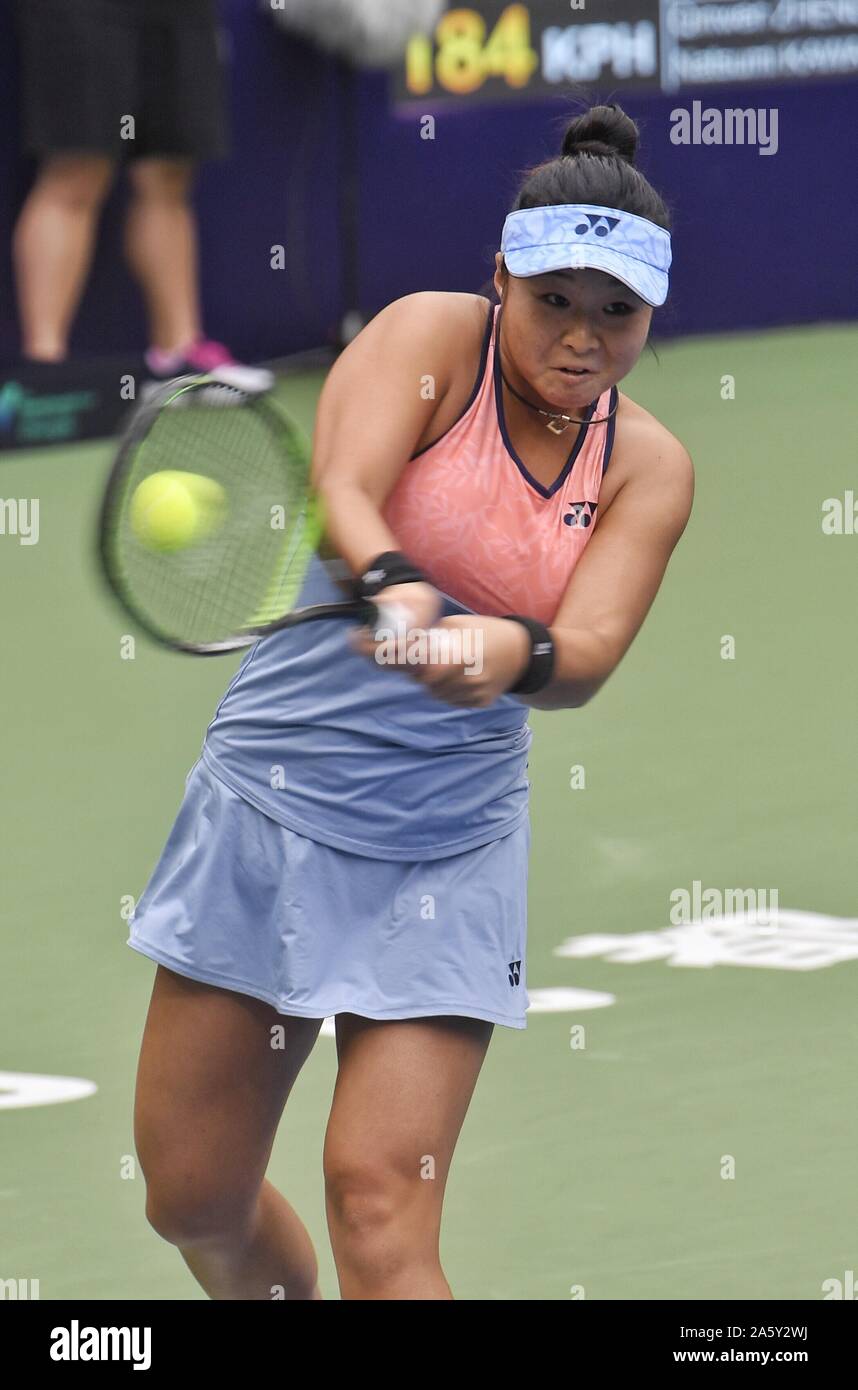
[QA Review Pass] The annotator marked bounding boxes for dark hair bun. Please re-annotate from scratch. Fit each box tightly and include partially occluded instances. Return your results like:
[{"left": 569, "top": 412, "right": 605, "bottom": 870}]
[{"left": 561, "top": 104, "right": 639, "bottom": 165}]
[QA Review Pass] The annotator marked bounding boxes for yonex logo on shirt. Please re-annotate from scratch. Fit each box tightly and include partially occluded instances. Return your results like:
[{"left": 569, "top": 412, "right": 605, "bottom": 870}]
[
  {"left": 574, "top": 214, "right": 619, "bottom": 238},
  {"left": 508, "top": 959, "right": 521, "bottom": 986},
  {"left": 564, "top": 501, "right": 598, "bottom": 528}
]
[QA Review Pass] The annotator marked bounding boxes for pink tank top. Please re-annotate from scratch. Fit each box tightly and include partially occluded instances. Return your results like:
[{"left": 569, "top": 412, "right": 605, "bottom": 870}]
[{"left": 381, "top": 300, "right": 617, "bottom": 625}]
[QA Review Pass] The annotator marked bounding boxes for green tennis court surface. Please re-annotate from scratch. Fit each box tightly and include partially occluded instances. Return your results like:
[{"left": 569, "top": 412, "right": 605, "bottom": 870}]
[{"left": 2, "top": 322, "right": 857, "bottom": 1300}]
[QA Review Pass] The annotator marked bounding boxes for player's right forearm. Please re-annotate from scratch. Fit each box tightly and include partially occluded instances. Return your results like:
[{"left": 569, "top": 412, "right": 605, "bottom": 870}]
[
  {"left": 315, "top": 479, "right": 403, "bottom": 585},
  {"left": 315, "top": 479, "right": 443, "bottom": 629}
]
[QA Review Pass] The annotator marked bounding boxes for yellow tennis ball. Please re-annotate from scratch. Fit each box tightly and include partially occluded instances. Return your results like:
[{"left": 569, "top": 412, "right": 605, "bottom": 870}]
[
  {"left": 130, "top": 471, "right": 226, "bottom": 553},
  {"left": 180, "top": 472, "right": 227, "bottom": 540}
]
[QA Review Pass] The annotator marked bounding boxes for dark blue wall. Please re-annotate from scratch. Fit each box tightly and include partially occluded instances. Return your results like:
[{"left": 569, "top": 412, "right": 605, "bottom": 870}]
[
  {"left": 1, "top": 0, "right": 855, "bottom": 363},
  {"left": 364, "top": 74, "right": 858, "bottom": 340}
]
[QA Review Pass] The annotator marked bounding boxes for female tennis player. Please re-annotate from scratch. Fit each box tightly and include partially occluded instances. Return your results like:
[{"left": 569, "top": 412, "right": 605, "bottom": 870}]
[{"left": 128, "top": 104, "right": 693, "bottom": 1300}]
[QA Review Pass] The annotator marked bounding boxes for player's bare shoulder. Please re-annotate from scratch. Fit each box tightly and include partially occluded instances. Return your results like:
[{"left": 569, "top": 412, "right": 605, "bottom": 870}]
[
  {"left": 383, "top": 289, "right": 489, "bottom": 330},
  {"left": 372, "top": 292, "right": 492, "bottom": 452},
  {"left": 378, "top": 290, "right": 490, "bottom": 363},
  {"left": 603, "top": 390, "right": 695, "bottom": 511}
]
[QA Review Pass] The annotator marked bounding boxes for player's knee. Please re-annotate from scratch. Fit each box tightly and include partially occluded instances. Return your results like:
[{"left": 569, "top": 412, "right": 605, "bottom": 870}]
[
  {"left": 326, "top": 1171, "right": 396, "bottom": 1232},
  {"left": 324, "top": 1162, "right": 425, "bottom": 1261},
  {"left": 144, "top": 1179, "right": 256, "bottom": 1250}
]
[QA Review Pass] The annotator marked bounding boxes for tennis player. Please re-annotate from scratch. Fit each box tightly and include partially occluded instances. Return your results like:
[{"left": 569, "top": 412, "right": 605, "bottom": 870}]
[{"left": 128, "top": 104, "right": 693, "bottom": 1300}]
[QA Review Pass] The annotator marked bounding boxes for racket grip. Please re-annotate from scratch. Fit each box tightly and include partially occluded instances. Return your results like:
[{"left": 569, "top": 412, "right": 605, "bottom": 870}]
[{"left": 362, "top": 598, "right": 417, "bottom": 637}]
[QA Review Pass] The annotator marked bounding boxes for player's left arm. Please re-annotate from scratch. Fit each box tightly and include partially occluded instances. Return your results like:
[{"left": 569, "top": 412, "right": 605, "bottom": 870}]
[{"left": 522, "top": 434, "right": 695, "bottom": 711}]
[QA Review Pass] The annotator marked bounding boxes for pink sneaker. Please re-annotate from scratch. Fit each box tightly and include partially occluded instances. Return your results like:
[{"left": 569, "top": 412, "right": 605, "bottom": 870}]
[{"left": 144, "top": 339, "right": 274, "bottom": 393}]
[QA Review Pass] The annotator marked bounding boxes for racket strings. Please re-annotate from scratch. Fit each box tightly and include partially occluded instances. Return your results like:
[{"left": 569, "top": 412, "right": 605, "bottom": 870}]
[{"left": 110, "top": 389, "right": 316, "bottom": 646}]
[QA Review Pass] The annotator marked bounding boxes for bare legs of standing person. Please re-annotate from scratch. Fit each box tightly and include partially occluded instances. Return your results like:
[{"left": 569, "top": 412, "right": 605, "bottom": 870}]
[
  {"left": 13, "top": 153, "right": 116, "bottom": 362},
  {"left": 13, "top": 153, "right": 205, "bottom": 362},
  {"left": 124, "top": 157, "right": 202, "bottom": 354}
]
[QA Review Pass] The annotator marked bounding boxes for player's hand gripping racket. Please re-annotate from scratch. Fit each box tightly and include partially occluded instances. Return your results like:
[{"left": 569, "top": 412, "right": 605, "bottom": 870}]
[{"left": 98, "top": 374, "right": 404, "bottom": 653}]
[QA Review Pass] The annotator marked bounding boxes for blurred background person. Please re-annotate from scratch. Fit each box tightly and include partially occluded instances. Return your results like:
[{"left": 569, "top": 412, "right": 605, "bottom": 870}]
[{"left": 12, "top": 0, "right": 258, "bottom": 380}]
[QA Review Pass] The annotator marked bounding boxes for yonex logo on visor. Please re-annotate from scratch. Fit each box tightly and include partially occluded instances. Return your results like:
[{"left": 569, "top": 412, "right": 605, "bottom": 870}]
[
  {"left": 574, "top": 214, "right": 619, "bottom": 237},
  {"left": 500, "top": 203, "right": 672, "bottom": 307}
]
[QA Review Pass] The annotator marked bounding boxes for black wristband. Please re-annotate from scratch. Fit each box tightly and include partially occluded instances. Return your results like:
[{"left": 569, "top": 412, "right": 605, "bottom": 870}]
[
  {"left": 502, "top": 615, "right": 556, "bottom": 695},
  {"left": 352, "top": 550, "right": 428, "bottom": 600}
]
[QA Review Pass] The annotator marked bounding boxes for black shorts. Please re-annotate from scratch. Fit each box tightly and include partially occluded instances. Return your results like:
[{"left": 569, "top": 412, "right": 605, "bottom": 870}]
[{"left": 16, "top": 0, "right": 229, "bottom": 162}]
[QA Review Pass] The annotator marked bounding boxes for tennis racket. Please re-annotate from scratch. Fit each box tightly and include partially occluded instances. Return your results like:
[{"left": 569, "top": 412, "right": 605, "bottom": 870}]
[{"left": 97, "top": 373, "right": 402, "bottom": 654}]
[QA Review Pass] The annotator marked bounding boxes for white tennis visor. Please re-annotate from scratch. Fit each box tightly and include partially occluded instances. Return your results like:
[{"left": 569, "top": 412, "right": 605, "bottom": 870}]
[{"left": 500, "top": 203, "right": 672, "bottom": 307}]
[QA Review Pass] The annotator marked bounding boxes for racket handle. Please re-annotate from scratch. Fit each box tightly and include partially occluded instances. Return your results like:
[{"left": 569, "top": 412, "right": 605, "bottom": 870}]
[{"left": 361, "top": 597, "right": 418, "bottom": 637}]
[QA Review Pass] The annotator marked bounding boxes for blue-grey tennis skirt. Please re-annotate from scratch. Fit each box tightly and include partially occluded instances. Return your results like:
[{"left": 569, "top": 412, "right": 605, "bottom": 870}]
[{"left": 127, "top": 758, "right": 531, "bottom": 1029}]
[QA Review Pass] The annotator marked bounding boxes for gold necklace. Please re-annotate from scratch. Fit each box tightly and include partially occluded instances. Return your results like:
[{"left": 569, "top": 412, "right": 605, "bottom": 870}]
[{"left": 500, "top": 366, "right": 618, "bottom": 433}]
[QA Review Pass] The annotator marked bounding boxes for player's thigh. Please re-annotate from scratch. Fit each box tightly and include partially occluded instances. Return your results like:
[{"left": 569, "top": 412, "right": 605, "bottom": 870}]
[
  {"left": 323, "top": 1014, "right": 493, "bottom": 1216},
  {"left": 135, "top": 965, "right": 322, "bottom": 1221}
]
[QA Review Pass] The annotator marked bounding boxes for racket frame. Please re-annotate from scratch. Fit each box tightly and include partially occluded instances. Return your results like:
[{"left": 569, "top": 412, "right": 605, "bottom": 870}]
[{"left": 97, "top": 374, "right": 383, "bottom": 654}]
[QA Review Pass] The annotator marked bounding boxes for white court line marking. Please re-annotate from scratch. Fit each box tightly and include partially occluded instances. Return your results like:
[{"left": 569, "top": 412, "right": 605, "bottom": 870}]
[{"left": 0, "top": 1072, "right": 97, "bottom": 1110}]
